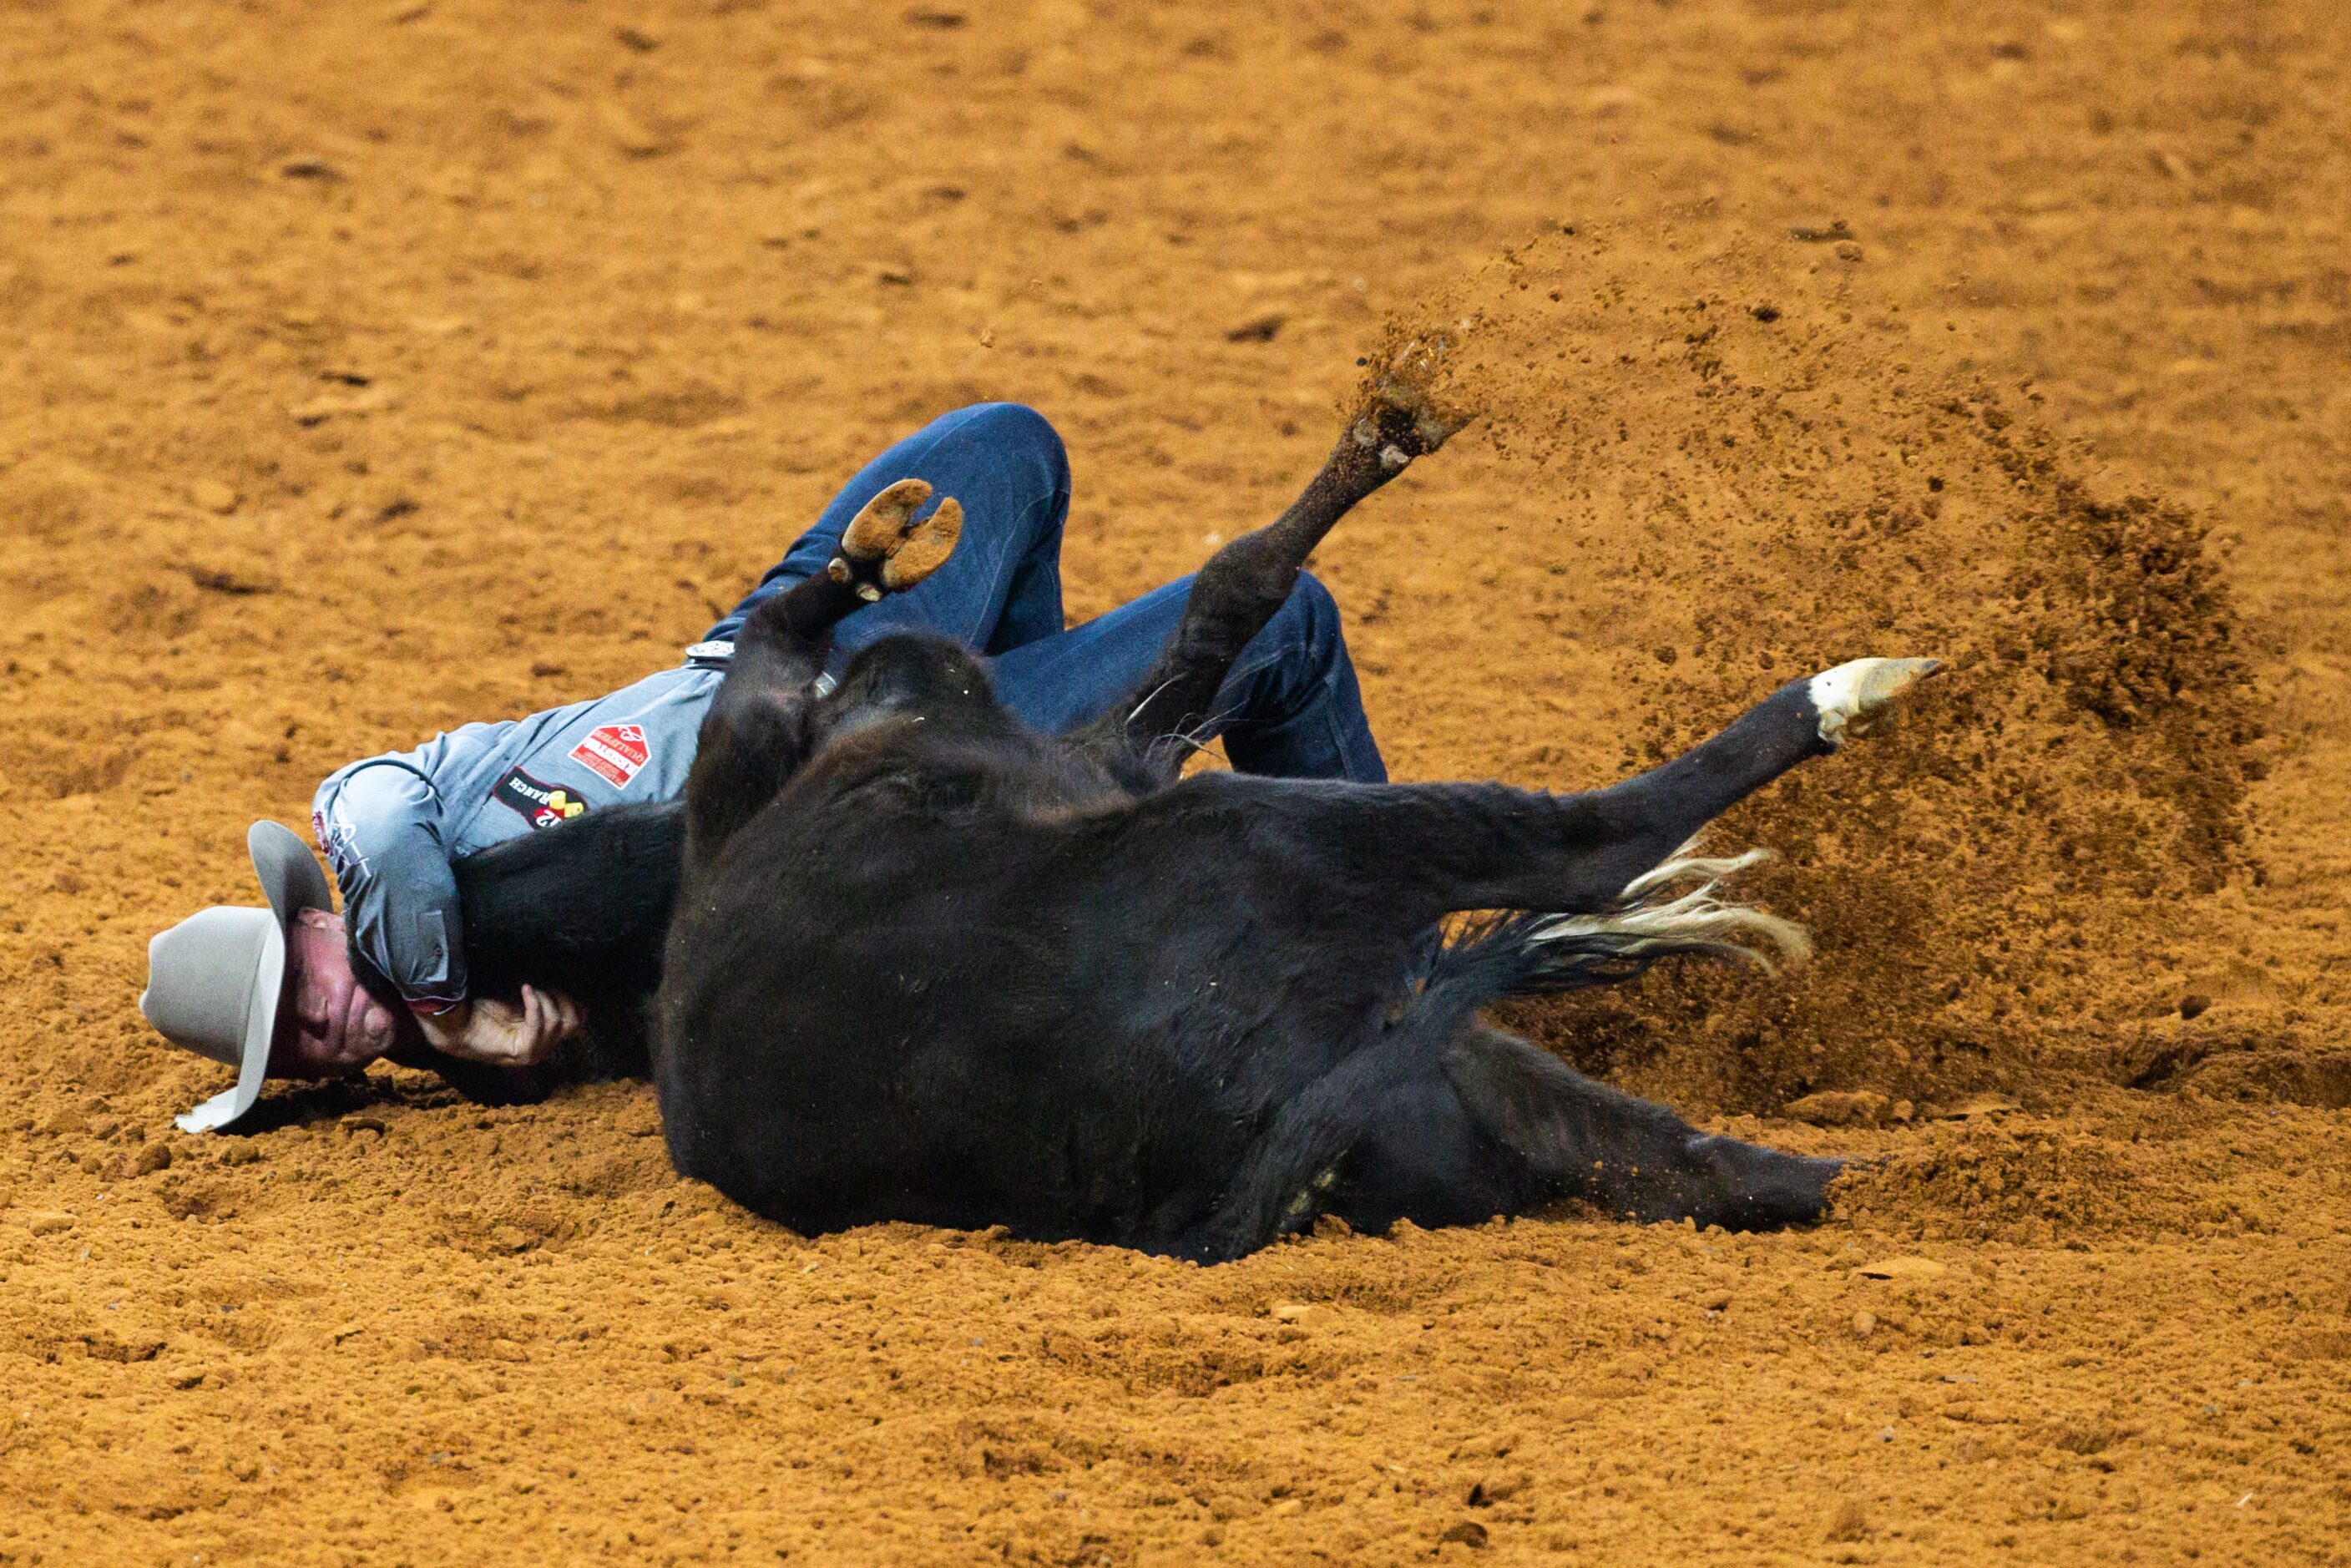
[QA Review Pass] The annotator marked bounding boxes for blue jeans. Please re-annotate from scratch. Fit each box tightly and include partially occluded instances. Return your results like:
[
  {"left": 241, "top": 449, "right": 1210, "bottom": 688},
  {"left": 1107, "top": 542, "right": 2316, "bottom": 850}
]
[{"left": 706, "top": 403, "right": 1388, "bottom": 783}]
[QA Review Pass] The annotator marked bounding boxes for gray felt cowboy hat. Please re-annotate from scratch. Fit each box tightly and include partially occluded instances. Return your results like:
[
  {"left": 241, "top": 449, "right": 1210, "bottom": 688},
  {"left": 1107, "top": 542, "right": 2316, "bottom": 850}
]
[{"left": 139, "top": 821, "right": 331, "bottom": 1133}]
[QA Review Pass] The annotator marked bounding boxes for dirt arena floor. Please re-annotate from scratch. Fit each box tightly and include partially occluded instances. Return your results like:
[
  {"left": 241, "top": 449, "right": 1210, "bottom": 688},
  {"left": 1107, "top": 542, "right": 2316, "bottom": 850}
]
[{"left": 5, "top": 0, "right": 2350, "bottom": 1561}]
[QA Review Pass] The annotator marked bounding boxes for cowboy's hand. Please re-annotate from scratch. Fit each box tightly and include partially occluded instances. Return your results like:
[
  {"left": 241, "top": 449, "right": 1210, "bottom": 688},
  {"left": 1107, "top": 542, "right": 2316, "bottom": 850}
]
[{"left": 417, "top": 986, "right": 584, "bottom": 1066}]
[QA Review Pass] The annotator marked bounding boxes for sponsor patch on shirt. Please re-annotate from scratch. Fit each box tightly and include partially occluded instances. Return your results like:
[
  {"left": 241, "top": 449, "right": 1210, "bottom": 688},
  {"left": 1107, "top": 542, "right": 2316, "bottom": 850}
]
[
  {"left": 493, "top": 766, "right": 590, "bottom": 830},
  {"left": 314, "top": 799, "right": 370, "bottom": 880},
  {"left": 568, "top": 722, "right": 651, "bottom": 790}
]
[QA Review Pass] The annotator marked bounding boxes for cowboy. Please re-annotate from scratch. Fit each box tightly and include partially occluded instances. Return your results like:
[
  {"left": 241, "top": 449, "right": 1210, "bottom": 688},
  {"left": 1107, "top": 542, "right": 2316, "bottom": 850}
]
[{"left": 139, "top": 403, "right": 1393, "bottom": 1131}]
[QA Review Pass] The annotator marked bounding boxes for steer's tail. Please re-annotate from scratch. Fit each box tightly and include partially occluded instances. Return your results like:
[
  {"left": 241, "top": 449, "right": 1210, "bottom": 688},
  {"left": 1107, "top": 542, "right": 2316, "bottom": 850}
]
[{"left": 1413, "top": 845, "right": 1810, "bottom": 1034}]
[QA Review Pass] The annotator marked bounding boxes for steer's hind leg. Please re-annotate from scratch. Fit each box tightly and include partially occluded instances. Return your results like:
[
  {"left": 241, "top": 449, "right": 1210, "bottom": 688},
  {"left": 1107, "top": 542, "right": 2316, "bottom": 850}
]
[
  {"left": 1524, "top": 655, "right": 1944, "bottom": 913},
  {"left": 683, "top": 480, "right": 963, "bottom": 867},
  {"left": 1171, "top": 1008, "right": 1450, "bottom": 1262},
  {"left": 1226, "top": 655, "right": 1940, "bottom": 934},
  {"left": 1320, "top": 1065, "right": 1534, "bottom": 1232},
  {"left": 1284, "top": 928, "right": 1839, "bottom": 1240}
]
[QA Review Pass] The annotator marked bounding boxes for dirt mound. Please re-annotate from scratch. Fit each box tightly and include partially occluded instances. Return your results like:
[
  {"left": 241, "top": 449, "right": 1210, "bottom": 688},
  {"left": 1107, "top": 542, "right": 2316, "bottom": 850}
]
[{"left": 1372, "top": 222, "right": 2263, "bottom": 1114}]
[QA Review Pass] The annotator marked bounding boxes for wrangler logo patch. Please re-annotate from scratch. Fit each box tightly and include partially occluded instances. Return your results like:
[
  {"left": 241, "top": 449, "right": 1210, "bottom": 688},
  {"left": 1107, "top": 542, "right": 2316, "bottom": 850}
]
[
  {"left": 494, "top": 767, "right": 590, "bottom": 830},
  {"left": 569, "top": 722, "right": 650, "bottom": 789}
]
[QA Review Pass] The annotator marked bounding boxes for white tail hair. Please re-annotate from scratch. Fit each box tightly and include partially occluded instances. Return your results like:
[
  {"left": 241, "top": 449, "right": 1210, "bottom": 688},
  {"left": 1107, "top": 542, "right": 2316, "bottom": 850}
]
[{"left": 1523, "top": 842, "right": 1813, "bottom": 974}]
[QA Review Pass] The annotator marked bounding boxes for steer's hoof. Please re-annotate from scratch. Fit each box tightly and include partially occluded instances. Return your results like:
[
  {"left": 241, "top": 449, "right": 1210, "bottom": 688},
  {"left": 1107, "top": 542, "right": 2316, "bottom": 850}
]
[
  {"left": 1362, "top": 372, "right": 1474, "bottom": 462},
  {"left": 1807, "top": 656, "right": 1941, "bottom": 747},
  {"left": 832, "top": 478, "right": 965, "bottom": 596},
  {"left": 1679, "top": 1136, "right": 1843, "bottom": 1231},
  {"left": 1347, "top": 334, "right": 1476, "bottom": 470}
]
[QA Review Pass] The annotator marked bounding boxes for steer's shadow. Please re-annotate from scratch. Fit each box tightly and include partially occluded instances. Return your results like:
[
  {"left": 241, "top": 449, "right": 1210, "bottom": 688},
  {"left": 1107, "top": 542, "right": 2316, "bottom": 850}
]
[
  {"left": 225, "top": 1015, "right": 655, "bottom": 1135},
  {"left": 223, "top": 1070, "right": 478, "bottom": 1136}
]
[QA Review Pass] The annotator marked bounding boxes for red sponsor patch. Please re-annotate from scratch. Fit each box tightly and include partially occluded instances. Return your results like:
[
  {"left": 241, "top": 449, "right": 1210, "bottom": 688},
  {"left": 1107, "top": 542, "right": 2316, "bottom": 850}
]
[{"left": 569, "top": 722, "right": 650, "bottom": 789}]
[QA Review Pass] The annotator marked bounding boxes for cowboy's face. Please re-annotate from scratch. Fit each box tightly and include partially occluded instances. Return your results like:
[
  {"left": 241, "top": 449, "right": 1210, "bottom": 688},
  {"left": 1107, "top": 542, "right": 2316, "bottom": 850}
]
[{"left": 268, "top": 908, "right": 403, "bottom": 1077}]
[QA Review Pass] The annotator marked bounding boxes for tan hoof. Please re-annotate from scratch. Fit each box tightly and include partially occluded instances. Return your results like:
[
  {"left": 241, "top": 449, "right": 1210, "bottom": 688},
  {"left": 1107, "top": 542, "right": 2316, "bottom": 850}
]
[
  {"left": 882, "top": 497, "right": 961, "bottom": 591},
  {"left": 836, "top": 479, "right": 963, "bottom": 594},
  {"left": 841, "top": 478, "right": 934, "bottom": 561},
  {"left": 1350, "top": 329, "right": 1476, "bottom": 464}
]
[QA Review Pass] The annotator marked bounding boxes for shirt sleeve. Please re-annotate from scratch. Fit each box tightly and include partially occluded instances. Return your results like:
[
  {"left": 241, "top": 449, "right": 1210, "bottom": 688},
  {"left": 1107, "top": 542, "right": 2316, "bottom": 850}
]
[{"left": 311, "top": 761, "right": 468, "bottom": 1014}]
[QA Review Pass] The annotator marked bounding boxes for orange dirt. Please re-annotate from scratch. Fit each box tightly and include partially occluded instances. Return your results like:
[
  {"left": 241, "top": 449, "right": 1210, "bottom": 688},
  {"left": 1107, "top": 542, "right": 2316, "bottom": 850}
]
[{"left": 4, "top": 2, "right": 2348, "bottom": 1564}]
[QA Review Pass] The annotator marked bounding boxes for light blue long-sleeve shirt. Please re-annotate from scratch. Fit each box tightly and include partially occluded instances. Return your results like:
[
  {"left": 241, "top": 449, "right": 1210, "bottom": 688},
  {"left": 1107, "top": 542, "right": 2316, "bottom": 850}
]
[{"left": 311, "top": 656, "right": 726, "bottom": 1009}]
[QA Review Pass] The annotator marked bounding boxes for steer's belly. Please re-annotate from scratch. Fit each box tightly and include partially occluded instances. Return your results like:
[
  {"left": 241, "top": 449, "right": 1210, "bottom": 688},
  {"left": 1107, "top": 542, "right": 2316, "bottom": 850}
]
[{"left": 652, "top": 794, "right": 1389, "bottom": 1250}]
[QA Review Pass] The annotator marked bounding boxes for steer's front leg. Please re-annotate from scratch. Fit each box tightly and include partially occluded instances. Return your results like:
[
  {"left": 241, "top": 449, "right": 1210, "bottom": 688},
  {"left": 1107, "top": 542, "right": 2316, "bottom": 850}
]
[
  {"left": 1074, "top": 360, "right": 1471, "bottom": 778},
  {"left": 682, "top": 480, "right": 963, "bottom": 871}
]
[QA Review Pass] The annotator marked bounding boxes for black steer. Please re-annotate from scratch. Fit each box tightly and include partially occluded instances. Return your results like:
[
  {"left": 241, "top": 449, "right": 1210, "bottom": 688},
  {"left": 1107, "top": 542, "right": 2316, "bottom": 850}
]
[{"left": 615, "top": 377, "right": 1939, "bottom": 1261}]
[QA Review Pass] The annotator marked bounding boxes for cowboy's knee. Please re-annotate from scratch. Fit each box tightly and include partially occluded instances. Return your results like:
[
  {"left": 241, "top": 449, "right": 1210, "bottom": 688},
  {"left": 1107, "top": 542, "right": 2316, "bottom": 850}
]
[
  {"left": 1277, "top": 571, "right": 1347, "bottom": 671},
  {"left": 955, "top": 402, "right": 1069, "bottom": 493}
]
